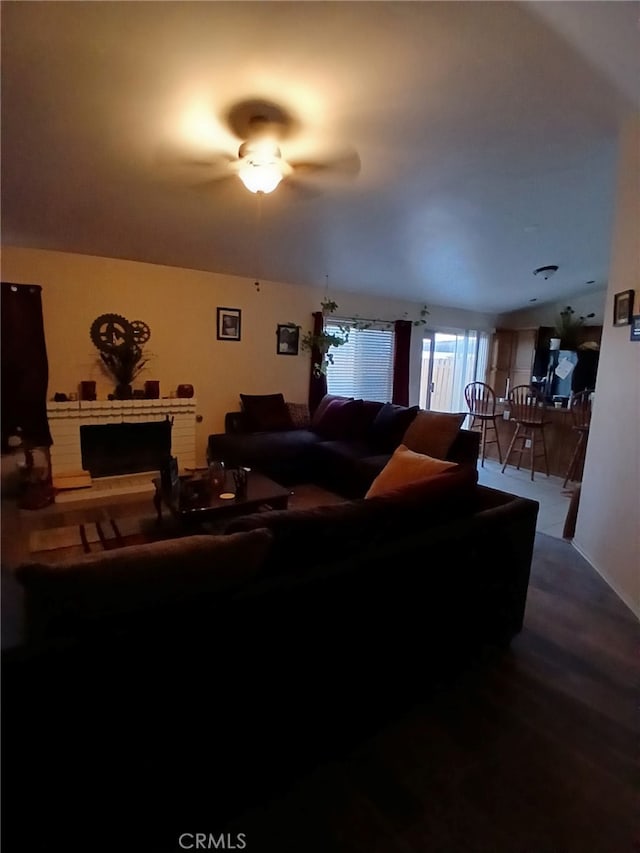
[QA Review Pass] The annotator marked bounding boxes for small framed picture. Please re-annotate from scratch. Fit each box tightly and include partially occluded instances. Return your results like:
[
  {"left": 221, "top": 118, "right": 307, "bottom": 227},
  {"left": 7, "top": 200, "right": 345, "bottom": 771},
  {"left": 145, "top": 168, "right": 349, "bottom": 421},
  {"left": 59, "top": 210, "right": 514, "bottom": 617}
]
[
  {"left": 613, "top": 290, "right": 634, "bottom": 326},
  {"left": 630, "top": 315, "right": 640, "bottom": 342},
  {"left": 276, "top": 324, "right": 300, "bottom": 355},
  {"left": 217, "top": 307, "right": 241, "bottom": 341}
]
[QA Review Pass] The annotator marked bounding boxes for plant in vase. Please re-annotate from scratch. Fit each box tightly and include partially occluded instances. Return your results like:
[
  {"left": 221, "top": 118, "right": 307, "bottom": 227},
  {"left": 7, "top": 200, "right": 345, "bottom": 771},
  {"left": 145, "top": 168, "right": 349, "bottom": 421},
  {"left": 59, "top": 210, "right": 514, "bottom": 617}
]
[
  {"left": 98, "top": 345, "right": 150, "bottom": 398},
  {"left": 554, "top": 306, "right": 595, "bottom": 351}
]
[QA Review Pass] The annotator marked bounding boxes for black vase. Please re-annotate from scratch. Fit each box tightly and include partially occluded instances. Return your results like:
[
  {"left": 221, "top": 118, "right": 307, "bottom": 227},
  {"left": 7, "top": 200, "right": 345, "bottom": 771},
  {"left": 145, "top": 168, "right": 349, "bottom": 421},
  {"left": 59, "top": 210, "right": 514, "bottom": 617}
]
[{"left": 114, "top": 383, "right": 133, "bottom": 400}]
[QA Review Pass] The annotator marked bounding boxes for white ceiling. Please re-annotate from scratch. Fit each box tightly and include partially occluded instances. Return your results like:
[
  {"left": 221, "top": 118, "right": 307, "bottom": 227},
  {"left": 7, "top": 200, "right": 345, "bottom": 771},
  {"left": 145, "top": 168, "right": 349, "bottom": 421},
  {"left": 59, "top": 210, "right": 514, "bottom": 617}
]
[{"left": 2, "top": 1, "right": 638, "bottom": 312}]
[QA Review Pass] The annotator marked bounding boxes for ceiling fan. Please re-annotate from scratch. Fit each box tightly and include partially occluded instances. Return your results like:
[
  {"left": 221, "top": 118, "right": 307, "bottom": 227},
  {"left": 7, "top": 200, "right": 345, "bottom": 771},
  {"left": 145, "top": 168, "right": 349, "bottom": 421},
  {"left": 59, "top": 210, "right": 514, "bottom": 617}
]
[{"left": 161, "top": 98, "right": 361, "bottom": 196}]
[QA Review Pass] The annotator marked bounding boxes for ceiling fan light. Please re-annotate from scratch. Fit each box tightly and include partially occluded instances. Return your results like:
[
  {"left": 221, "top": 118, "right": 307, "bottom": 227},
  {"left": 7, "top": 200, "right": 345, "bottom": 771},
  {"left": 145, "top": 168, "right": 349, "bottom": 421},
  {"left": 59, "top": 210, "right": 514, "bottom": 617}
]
[{"left": 238, "top": 159, "right": 284, "bottom": 194}]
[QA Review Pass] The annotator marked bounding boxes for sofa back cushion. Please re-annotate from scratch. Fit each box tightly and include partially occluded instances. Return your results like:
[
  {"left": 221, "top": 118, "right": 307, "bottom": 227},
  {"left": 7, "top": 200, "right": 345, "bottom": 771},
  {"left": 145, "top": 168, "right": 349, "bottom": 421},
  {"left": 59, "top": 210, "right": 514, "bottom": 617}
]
[
  {"left": 401, "top": 410, "right": 466, "bottom": 460},
  {"left": 365, "top": 444, "right": 458, "bottom": 498},
  {"left": 373, "top": 464, "right": 477, "bottom": 504},
  {"left": 313, "top": 398, "right": 364, "bottom": 439},
  {"left": 356, "top": 399, "right": 385, "bottom": 434},
  {"left": 16, "top": 530, "right": 273, "bottom": 640},
  {"left": 225, "top": 465, "right": 477, "bottom": 578},
  {"left": 369, "top": 403, "right": 419, "bottom": 452},
  {"left": 240, "top": 393, "right": 293, "bottom": 431}
]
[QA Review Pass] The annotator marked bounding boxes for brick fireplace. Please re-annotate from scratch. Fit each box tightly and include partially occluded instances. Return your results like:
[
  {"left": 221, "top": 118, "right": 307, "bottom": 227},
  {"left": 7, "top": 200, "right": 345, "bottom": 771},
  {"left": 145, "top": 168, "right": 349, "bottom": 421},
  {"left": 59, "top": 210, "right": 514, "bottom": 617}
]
[{"left": 47, "top": 399, "right": 197, "bottom": 479}]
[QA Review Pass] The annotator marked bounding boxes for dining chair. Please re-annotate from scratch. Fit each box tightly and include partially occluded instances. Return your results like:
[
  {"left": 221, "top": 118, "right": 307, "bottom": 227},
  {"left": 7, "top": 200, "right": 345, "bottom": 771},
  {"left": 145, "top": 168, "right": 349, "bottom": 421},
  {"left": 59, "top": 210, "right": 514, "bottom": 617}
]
[
  {"left": 464, "top": 381, "right": 503, "bottom": 466},
  {"left": 563, "top": 390, "right": 592, "bottom": 487},
  {"left": 501, "top": 385, "right": 550, "bottom": 481}
]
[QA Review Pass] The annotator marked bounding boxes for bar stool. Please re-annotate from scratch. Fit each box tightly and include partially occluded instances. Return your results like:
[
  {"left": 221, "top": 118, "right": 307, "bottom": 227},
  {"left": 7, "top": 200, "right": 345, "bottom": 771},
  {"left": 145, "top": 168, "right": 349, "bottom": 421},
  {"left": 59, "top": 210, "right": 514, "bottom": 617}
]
[
  {"left": 563, "top": 390, "right": 592, "bottom": 487},
  {"left": 464, "top": 381, "right": 502, "bottom": 466},
  {"left": 501, "top": 385, "right": 550, "bottom": 481}
]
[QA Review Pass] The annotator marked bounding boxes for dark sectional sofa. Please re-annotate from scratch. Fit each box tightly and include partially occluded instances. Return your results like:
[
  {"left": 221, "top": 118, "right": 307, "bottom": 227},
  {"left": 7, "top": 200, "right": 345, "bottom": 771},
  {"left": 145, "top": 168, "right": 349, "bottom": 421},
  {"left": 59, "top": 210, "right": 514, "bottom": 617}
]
[
  {"left": 6, "top": 457, "right": 538, "bottom": 851},
  {"left": 208, "top": 394, "right": 481, "bottom": 496}
]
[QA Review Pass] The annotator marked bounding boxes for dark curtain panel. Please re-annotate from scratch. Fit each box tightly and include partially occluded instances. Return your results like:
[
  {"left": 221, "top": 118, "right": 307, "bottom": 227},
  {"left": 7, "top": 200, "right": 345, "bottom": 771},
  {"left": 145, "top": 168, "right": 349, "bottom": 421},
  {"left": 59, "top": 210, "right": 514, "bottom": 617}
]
[
  {"left": 392, "top": 319, "right": 412, "bottom": 406},
  {"left": 308, "top": 311, "right": 328, "bottom": 413},
  {"left": 1, "top": 283, "right": 53, "bottom": 449}
]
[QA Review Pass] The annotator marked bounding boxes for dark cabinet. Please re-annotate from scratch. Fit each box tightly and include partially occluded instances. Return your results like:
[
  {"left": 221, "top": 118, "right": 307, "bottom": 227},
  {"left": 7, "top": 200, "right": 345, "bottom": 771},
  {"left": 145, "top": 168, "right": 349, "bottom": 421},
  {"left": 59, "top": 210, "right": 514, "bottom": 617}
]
[
  {"left": 533, "top": 325, "right": 602, "bottom": 397},
  {"left": 488, "top": 329, "right": 536, "bottom": 396}
]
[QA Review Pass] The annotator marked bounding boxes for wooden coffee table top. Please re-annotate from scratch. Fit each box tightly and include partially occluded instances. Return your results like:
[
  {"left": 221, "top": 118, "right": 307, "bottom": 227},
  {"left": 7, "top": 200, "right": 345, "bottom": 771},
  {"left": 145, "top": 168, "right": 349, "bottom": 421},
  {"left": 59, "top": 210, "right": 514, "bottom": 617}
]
[{"left": 153, "top": 470, "right": 290, "bottom": 524}]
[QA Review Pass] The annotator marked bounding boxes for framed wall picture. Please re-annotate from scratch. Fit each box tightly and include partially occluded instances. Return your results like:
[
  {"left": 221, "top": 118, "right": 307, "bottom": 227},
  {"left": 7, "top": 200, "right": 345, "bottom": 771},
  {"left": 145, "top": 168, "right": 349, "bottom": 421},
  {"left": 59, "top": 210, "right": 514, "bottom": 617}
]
[
  {"left": 630, "top": 315, "right": 640, "bottom": 342},
  {"left": 276, "top": 324, "right": 300, "bottom": 355},
  {"left": 217, "top": 307, "right": 241, "bottom": 341},
  {"left": 613, "top": 290, "right": 634, "bottom": 327}
]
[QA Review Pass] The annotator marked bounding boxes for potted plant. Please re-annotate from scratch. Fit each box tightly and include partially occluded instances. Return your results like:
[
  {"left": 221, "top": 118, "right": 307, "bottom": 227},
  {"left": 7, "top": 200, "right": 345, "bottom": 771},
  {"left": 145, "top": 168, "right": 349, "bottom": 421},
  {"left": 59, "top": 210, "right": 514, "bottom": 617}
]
[
  {"left": 98, "top": 345, "right": 149, "bottom": 399},
  {"left": 554, "top": 306, "right": 596, "bottom": 351}
]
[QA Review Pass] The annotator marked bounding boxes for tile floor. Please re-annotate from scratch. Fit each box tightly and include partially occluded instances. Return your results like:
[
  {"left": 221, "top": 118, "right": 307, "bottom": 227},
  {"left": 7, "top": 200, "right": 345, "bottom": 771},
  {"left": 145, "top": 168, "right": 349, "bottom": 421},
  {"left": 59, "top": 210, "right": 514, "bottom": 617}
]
[{"left": 476, "top": 458, "right": 574, "bottom": 539}]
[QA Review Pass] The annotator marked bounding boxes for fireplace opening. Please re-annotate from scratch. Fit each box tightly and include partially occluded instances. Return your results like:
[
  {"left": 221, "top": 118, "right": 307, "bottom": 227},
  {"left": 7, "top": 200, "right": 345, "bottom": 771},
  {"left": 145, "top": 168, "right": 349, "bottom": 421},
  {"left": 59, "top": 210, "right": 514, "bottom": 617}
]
[{"left": 80, "top": 419, "right": 172, "bottom": 478}]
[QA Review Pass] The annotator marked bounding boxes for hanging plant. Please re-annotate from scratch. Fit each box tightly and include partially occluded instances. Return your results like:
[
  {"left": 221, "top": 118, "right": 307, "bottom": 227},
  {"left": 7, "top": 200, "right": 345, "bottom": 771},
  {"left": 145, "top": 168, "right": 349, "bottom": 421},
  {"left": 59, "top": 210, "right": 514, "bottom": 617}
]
[
  {"left": 299, "top": 299, "right": 429, "bottom": 377},
  {"left": 298, "top": 299, "right": 349, "bottom": 376}
]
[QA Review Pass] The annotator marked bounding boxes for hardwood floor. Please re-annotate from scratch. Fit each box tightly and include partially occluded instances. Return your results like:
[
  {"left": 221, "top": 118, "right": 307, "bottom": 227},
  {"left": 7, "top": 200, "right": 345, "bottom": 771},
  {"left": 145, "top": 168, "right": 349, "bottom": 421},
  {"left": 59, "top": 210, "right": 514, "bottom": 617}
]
[
  {"left": 2, "top": 489, "right": 637, "bottom": 851},
  {"left": 225, "top": 534, "right": 638, "bottom": 852}
]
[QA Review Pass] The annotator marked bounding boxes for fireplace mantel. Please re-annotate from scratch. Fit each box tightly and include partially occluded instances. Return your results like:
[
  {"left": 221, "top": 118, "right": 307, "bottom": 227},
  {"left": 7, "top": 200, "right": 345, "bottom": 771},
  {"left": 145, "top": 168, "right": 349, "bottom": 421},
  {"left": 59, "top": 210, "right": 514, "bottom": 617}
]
[{"left": 47, "top": 398, "right": 197, "bottom": 478}]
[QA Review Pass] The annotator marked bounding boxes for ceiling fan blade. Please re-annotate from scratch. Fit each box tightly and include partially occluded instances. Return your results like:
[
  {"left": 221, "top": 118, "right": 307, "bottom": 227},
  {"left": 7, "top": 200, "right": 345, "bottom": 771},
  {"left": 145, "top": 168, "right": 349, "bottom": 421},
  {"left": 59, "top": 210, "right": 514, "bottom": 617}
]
[
  {"left": 279, "top": 177, "right": 323, "bottom": 200},
  {"left": 290, "top": 147, "right": 361, "bottom": 179},
  {"left": 191, "top": 173, "right": 239, "bottom": 193},
  {"left": 155, "top": 143, "right": 235, "bottom": 183}
]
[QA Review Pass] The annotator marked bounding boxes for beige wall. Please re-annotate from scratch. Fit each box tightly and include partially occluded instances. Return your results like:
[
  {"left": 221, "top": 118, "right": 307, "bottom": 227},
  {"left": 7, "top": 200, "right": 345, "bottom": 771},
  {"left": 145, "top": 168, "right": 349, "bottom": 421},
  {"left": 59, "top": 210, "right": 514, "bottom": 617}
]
[
  {"left": 1, "top": 247, "right": 497, "bottom": 464},
  {"left": 574, "top": 114, "right": 640, "bottom": 618}
]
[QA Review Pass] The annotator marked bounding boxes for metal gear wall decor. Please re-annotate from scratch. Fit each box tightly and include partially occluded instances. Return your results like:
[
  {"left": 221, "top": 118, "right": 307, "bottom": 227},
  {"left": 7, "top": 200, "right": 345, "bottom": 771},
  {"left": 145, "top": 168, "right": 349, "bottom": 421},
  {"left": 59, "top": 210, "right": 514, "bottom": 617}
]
[
  {"left": 89, "top": 313, "right": 152, "bottom": 397},
  {"left": 90, "top": 313, "right": 135, "bottom": 353},
  {"left": 130, "top": 320, "right": 151, "bottom": 345},
  {"left": 90, "top": 314, "right": 152, "bottom": 352}
]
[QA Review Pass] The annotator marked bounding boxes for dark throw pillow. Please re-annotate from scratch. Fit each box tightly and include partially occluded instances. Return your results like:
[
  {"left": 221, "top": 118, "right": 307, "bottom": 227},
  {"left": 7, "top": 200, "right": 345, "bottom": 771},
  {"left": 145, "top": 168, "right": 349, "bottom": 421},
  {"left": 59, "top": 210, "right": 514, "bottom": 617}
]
[
  {"left": 369, "top": 403, "right": 419, "bottom": 453},
  {"left": 313, "top": 398, "right": 364, "bottom": 440},
  {"left": 310, "top": 394, "right": 353, "bottom": 430},
  {"left": 240, "top": 393, "right": 293, "bottom": 432}
]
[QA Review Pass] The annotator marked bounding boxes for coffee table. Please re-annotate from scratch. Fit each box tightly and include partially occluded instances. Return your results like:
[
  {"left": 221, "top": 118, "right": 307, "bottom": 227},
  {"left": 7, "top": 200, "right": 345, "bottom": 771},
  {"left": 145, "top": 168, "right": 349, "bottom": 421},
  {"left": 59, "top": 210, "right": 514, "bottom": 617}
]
[{"left": 152, "top": 470, "right": 289, "bottom": 527}]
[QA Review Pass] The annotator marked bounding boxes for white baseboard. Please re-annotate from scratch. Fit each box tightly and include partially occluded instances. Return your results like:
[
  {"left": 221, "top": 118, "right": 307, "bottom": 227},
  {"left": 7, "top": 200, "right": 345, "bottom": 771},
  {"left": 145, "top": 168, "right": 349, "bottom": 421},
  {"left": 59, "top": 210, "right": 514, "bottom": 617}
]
[{"left": 571, "top": 540, "right": 640, "bottom": 621}]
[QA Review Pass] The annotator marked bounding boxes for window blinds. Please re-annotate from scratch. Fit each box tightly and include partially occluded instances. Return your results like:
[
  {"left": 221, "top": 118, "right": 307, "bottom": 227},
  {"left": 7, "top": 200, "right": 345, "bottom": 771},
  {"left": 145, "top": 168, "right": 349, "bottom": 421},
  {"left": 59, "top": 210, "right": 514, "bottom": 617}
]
[{"left": 325, "top": 322, "right": 394, "bottom": 402}]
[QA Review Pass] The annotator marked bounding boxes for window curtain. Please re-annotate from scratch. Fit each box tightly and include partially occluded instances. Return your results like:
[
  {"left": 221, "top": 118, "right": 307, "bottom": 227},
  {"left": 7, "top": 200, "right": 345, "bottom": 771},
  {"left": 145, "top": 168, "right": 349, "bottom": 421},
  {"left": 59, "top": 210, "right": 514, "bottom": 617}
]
[
  {"left": 308, "top": 310, "right": 327, "bottom": 413},
  {"left": 2, "top": 282, "right": 54, "bottom": 508},
  {"left": 392, "top": 320, "right": 411, "bottom": 406},
  {"left": 1, "top": 283, "right": 52, "bottom": 450}
]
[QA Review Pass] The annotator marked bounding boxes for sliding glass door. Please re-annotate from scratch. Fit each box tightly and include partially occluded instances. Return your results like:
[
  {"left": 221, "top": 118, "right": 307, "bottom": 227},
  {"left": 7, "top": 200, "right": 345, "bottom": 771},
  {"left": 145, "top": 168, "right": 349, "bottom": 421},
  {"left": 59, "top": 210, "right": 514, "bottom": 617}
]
[{"left": 419, "top": 330, "right": 489, "bottom": 413}]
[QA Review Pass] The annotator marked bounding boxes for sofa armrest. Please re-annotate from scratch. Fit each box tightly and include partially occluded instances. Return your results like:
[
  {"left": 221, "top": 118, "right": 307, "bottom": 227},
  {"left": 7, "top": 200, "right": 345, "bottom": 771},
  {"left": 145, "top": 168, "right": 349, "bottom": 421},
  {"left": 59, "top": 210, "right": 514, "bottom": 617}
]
[{"left": 447, "top": 428, "right": 480, "bottom": 466}]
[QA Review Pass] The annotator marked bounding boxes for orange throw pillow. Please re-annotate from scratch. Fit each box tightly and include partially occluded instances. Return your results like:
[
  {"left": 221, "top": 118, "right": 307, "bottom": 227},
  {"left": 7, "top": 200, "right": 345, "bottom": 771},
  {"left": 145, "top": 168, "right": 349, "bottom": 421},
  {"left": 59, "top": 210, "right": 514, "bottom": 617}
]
[{"left": 365, "top": 444, "right": 457, "bottom": 498}]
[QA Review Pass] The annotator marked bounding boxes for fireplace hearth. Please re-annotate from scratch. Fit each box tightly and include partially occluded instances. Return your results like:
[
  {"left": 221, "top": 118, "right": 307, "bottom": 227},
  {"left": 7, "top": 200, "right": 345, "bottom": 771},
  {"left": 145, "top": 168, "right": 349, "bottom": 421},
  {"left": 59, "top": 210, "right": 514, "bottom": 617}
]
[{"left": 81, "top": 419, "right": 172, "bottom": 478}]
